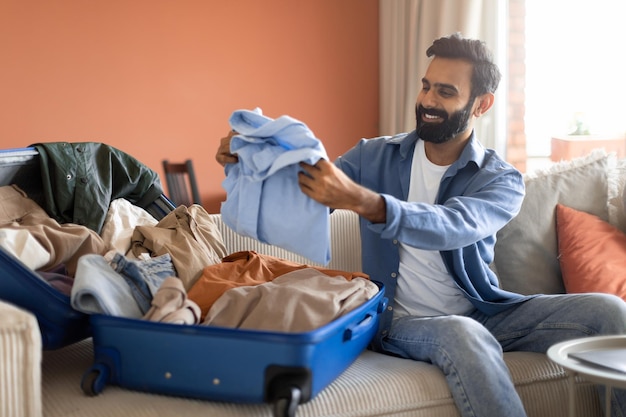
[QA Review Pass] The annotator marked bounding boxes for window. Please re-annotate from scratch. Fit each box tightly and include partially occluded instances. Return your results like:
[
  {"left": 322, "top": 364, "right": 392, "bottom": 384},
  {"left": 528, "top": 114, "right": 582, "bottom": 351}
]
[{"left": 525, "top": 1, "right": 626, "bottom": 157}]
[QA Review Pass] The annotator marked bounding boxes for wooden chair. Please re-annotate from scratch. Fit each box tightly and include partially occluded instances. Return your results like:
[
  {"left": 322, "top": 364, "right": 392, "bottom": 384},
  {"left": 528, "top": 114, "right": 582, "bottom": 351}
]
[{"left": 161, "top": 159, "right": 201, "bottom": 207}]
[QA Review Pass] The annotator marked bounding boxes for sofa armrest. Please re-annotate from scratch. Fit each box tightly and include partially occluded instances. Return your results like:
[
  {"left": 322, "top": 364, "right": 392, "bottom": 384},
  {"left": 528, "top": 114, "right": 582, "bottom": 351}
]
[
  {"left": 209, "top": 209, "right": 363, "bottom": 272},
  {"left": 0, "top": 300, "right": 42, "bottom": 417}
]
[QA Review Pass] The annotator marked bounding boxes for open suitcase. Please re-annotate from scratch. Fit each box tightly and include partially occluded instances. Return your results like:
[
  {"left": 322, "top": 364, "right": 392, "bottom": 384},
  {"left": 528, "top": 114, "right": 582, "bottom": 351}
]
[
  {"left": 0, "top": 145, "right": 387, "bottom": 415},
  {"left": 0, "top": 146, "right": 174, "bottom": 349},
  {"left": 81, "top": 281, "right": 386, "bottom": 417}
]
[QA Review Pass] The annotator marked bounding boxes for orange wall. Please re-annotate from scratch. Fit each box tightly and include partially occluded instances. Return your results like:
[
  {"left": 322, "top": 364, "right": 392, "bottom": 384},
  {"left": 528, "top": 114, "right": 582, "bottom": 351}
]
[{"left": 0, "top": 0, "right": 379, "bottom": 213}]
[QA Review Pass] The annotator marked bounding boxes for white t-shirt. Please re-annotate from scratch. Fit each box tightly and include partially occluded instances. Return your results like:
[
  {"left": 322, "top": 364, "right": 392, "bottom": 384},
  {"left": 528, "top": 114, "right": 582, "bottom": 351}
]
[{"left": 393, "top": 140, "right": 475, "bottom": 319}]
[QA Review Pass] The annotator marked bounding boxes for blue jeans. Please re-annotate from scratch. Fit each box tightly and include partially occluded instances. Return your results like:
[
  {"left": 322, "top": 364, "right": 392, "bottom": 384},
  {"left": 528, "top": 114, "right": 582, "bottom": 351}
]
[
  {"left": 382, "top": 293, "right": 626, "bottom": 417},
  {"left": 110, "top": 253, "right": 176, "bottom": 314}
]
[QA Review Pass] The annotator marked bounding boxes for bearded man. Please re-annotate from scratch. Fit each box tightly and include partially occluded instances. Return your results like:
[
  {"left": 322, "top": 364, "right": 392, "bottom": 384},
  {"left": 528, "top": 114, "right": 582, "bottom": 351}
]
[{"left": 217, "top": 33, "right": 626, "bottom": 417}]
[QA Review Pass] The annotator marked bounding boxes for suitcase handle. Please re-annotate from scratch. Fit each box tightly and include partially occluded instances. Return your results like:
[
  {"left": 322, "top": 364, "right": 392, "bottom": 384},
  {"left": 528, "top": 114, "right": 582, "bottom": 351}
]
[{"left": 343, "top": 313, "right": 374, "bottom": 342}]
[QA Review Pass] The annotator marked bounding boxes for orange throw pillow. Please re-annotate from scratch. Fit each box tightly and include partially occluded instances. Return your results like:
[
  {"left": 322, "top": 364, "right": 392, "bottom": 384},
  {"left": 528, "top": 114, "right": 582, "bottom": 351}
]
[{"left": 556, "top": 204, "right": 626, "bottom": 300}]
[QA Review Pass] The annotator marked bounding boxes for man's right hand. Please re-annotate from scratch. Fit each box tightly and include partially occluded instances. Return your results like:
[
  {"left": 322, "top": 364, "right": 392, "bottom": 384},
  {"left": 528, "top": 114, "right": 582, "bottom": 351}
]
[
  {"left": 215, "top": 130, "right": 239, "bottom": 166},
  {"left": 298, "top": 159, "right": 386, "bottom": 224}
]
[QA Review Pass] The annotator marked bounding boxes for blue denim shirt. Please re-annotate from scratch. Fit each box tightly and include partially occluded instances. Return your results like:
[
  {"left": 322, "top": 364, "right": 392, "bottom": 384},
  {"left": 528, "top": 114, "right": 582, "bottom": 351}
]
[{"left": 335, "top": 130, "right": 535, "bottom": 351}]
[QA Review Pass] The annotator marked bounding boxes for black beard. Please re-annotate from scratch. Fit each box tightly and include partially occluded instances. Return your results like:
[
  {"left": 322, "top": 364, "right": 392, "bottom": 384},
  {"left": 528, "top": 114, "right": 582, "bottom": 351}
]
[{"left": 415, "top": 99, "right": 474, "bottom": 144}]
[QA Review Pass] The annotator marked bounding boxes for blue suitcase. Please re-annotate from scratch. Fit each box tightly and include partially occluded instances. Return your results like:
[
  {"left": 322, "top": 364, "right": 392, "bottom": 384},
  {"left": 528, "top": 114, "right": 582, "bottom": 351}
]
[
  {"left": 0, "top": 146, "right": 174, "bottom": 349},
  {"left": 81, "top": 281, "right": 386, "bottom": 417}
]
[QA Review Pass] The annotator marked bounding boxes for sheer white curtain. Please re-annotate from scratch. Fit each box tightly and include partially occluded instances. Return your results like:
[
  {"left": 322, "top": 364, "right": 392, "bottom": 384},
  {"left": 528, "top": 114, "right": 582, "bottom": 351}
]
[{"left": 379, "top": 0, "right": 507, "bottom": 154}]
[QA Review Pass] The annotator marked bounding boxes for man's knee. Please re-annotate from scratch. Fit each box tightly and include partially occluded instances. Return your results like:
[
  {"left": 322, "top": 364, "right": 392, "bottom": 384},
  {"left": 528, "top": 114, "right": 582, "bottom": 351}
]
[{"left": 590, "top": 293, "right": 626, "bottom": 334}]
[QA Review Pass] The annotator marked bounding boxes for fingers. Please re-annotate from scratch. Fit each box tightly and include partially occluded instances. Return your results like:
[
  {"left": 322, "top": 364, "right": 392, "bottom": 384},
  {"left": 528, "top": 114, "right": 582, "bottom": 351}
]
[
  {"left": 215, "top": 130, "right": 239, "bottom": 166},
  {"left": 299, "top": 159, "right": 328, "bottom": 173},
  {"left": 297, "top": 159, "right": 336, "bottom": 203},
  {"left": 298, "top": 159, "right": 328, "bottom": 185},
  {"left": 299, "top": 161, "right": 317, "bottom": 175},
  {"left": 298, "top": 162, "right": 315, "bottom": 193},
  {"left": 217, "top": 153, "right": 239, "bottom": 166}
]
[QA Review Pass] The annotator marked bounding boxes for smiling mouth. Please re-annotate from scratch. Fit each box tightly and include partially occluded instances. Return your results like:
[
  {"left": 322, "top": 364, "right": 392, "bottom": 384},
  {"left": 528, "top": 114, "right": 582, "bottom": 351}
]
[
  {"left": 422, "top": 112, "right": 443, "bottom": 123},
  {"left": 416, "top": 104, "right": 448, "bottom": 125}
]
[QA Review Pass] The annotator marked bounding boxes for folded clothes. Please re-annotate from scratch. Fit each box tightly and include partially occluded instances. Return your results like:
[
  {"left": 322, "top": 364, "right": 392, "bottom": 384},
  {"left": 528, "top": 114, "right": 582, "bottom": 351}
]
[
  {"left": 71, "top": 253, "right": 177, "bottom": 318},
  {"left": 0, "top": 184, "right": 106, "bottom": 276},
  {"left": 187, "top": 250, "right": 370, "bottom": 320},
  {"left": 0, "top": 227, "right": 51, "bottom": 271},
  {"left": 143, "top": 277, "right": 200, "bottom": 325},
  {"left": 131, "top": 205, "right": 226, "bottom": 290},
  {"left": 204, "top": 268, "right": 379, "bottom": 332},
  {"left": 100, "top": 198, "right": 158, "bottom": 257},
  {"left": 109, "top": 253, "right": 176, "bottom": 314},
  {"left": 72, "top": 254, "right": 144, "bottom": 318}
]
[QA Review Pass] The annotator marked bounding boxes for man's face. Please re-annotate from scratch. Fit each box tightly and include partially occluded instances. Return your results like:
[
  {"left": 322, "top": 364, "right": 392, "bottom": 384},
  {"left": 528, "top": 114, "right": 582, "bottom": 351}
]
[
  {"left": 415, "top": 57, "right": 477, "bottom": 144},
  {"left": 415, "top": 100, "right": 474, "bottom": 144}
]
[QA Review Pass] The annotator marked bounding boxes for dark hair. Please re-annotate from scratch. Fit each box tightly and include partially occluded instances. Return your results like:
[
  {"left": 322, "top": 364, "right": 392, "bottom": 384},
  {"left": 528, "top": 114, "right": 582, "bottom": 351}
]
[{"left": 426, "top": 33, "right": 501, "bottom": 96}]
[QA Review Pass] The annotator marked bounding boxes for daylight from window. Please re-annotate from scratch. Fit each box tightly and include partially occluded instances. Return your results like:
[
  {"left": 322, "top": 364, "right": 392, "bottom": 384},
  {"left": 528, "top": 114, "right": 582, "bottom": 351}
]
[{"left": 525, "top": 1, "right": 626, "bottom": 156}]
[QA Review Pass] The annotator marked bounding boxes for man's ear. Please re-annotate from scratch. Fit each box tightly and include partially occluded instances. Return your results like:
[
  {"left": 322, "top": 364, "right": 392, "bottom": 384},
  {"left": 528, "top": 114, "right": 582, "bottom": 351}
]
[{"left": 473, "top": 93, "right": 495, "bottom": 117}]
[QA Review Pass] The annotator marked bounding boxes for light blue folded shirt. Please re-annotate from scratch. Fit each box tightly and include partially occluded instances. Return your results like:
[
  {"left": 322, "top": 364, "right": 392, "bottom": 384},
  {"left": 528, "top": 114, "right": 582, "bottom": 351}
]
[
  {"left": 71, "top": 254, "right": 143, "bottom": 318},
  {"left": 221, "top": 108, "right": 331, "bottom": 265}
]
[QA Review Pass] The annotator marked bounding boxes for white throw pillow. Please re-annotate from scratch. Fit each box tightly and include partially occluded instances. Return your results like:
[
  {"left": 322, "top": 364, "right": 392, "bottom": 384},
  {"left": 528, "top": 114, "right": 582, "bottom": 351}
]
[
  {"left": 494, "top": 150, "right": 615, "bottom": 295},
  {"left": 609, "top": 158, "right": 626, "bottom": 233}
]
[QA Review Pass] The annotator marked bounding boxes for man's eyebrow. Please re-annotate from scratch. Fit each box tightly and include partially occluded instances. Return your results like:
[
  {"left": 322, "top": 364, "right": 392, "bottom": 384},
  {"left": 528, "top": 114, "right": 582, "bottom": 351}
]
[
  {"left": 434, "top": 82, "right": 459, "bottom": 93},
  {"left": 421, "top": 78, "right": 458, "bottom": 93}
]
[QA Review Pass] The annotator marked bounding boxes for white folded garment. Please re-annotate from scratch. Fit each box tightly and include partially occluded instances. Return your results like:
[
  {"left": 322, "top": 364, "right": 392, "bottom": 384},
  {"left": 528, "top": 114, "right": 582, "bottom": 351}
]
[
  {"left": 0, "top": 228, "right": 51, "bottom": 271},
  {"left": 100, "top": 198, "right": 158, "bottom": 258}
]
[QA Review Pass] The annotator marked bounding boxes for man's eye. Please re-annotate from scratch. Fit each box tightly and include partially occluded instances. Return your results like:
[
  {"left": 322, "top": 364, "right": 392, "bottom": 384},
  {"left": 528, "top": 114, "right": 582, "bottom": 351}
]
[{"left": 439, "top": 90, "right": 453, "bottom": 98}]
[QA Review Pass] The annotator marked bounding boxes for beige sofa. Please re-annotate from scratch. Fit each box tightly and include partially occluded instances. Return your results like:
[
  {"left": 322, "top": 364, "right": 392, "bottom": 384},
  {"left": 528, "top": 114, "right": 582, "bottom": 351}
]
[{"left": 2, "top": 150, "right": 626, "bottom": 417}]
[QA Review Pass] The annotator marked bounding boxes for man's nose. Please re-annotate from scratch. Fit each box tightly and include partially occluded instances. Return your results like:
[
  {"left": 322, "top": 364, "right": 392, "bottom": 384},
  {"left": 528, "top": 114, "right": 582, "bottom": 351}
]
[{"left": 420, "top": 90, "right": 437, "bottom": 108}]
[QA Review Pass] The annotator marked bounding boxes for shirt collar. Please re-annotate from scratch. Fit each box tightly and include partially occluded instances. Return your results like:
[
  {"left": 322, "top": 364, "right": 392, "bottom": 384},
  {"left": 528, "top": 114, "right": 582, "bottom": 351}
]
[
  {"left": 387, "top": 130, "right": 485, "bottom": 175},
  {"left": 448, "top": 130, "right": 485, "bottom": 175}
]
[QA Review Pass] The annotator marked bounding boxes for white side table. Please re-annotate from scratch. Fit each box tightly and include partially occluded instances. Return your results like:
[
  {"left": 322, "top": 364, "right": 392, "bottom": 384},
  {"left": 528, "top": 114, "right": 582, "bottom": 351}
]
[{"left": 548, "top": 335, "right": 626, "bottom": 417}]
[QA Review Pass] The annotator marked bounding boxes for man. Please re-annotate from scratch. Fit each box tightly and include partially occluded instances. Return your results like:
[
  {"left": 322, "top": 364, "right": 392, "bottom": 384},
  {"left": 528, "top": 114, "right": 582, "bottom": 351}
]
[{"left": 216, "top": 33, "right": 626, "bottom": 417}]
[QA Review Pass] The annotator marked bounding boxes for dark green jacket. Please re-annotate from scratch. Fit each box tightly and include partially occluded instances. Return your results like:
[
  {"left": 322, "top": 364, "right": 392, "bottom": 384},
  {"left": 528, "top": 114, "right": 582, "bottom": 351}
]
[{"left": 31, "top": 142, "right": 163, "bottom": 234}]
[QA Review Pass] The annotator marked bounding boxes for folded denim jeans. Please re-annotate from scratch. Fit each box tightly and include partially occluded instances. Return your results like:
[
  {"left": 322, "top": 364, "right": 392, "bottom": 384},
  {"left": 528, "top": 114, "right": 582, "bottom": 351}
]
[{"left": 110, "top": 253, "right": 176, "bottom": 314}]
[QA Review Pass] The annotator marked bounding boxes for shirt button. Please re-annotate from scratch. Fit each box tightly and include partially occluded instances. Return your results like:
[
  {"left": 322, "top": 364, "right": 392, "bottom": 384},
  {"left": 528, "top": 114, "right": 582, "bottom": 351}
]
[
  {"left": 391, "top": 272, "right": 397, "bottom": 278},
  {"left": 393, "top": 239, "right": 398, "bottom": 245},
  {"left": 80, "top": 178, "right": 88, "bottom": 184},
  {"left": 66, "top": 174, "right": 72, "bottom": 180},
  {"left": 387, "top": 306, "right": 393, "bottom": 311}
]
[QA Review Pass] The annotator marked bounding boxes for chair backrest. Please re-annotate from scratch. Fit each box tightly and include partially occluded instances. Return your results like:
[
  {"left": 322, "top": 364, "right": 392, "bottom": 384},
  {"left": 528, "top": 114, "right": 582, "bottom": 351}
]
[{"left": 162, "top": 159, "right": 201, "bottom": 207}]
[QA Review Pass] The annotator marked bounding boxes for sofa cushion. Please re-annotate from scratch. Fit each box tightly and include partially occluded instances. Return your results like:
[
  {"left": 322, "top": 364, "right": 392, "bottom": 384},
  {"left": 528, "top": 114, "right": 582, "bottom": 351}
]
[
  {"left": 610, "top": 158, "right": 626, "bottom": 233},
  {"left": 41, "top": 339, "right": 602, "bottom": 417},
  {"left": 0, "top": 301, "right": 42, "bottom": 417},
  {"left": 495, "top": 150, "right": 615, "bottom": 295},
  {"left": 556, "top": 203, "right": 626, "bottom": 300}
]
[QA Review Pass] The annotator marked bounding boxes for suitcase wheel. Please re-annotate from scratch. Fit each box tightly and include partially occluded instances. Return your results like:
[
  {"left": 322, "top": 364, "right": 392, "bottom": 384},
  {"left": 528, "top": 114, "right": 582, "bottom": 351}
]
[
  {"left": 81, "top": 364, "right": 109, "bottom": 396},
  {"left": 272, "top": 386, "right": 301, "bottom": 417},
  {"left": 265, "top": 366, "right": 311, "bottom": 417}
]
